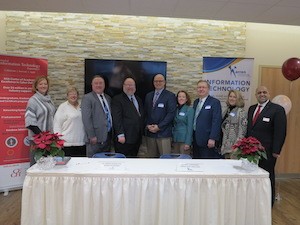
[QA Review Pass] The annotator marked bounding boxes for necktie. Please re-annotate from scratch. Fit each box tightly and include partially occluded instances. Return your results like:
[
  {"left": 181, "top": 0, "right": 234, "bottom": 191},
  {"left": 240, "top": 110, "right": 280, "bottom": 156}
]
[
  {"left": 131, "top": 95, "right": 140, "bottom": 115},
  {"left": 252, "top": 105, "right": 261, "bottom": 125},
  {"left": 100, "top": 94, "right": 112, "bottom": 131},
  {"left": 193, "top": 99, "right": 202, "bottom": 130},
  {"left": 153, "top": 92, "right": 159, "bottom": 107}
]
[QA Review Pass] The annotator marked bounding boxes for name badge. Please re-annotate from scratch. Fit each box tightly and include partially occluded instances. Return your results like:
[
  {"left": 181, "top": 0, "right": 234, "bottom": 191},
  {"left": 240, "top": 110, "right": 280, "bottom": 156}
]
[
  {"left": 229, "top": 112, "right": 235, "bottom": 117},
  {"left": 158, "top": 103, "right": 164, "bottom": 108},
  {"left": 179, "top": 112, "right": 186, "bottom": 116},
  {"left": 205, "top": 105, "right": 211, "bottom": 109},
  {"left": 263, "top": 117, "right": 270, "bottom": 122}
]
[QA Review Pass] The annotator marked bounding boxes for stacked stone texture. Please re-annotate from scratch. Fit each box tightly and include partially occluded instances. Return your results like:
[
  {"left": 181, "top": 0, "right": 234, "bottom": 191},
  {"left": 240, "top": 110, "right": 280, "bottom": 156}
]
[{"left": 5, "top": 12, "right": 245, "bottom": 106}]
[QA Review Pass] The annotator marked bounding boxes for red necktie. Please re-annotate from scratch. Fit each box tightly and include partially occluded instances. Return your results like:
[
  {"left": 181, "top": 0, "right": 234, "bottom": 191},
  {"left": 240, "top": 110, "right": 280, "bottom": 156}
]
[{"left": 252, "top": 105, "right": 261, "bottom": 125}]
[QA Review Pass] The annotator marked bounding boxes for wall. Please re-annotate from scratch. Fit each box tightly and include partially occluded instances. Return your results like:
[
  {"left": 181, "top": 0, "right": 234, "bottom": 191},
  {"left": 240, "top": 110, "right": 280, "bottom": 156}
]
[
  {"left": 3, "top": 12, "right": 300, "bottom": 106},
  {"left": 3, "top": 11, "right": 246, "bottom": 106},
  {"left": 245, "top": 23, "right": 300, "bottom": 174},
  {"left": 245, "top": 23, "right": 300, "bottom": 103},
  {"left": 260, "top": 66, "right": 300, "bottom": 174},
  {"left": 0, "top": 12, "right": 6, "bottom": 52}
]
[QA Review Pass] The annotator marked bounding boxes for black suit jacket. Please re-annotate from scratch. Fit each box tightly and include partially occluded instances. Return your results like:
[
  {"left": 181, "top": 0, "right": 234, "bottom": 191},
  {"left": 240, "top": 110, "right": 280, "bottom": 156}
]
[
  {"left": 247, "top": 101, "right": 287, "bottom": 156},
  {"left": 111, "top": 92, "right": 144, "bottom": 144}
]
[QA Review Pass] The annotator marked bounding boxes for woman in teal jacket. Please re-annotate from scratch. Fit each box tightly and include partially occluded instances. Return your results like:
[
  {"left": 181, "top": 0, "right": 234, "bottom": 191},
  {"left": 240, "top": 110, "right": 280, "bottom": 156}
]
[{"left": 172, "top": 90, "right": 195, "bottom": 155}]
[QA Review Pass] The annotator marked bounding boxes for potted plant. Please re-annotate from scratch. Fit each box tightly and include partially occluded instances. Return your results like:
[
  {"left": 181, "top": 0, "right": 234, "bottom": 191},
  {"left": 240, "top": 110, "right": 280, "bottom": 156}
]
[
  {"left": 231, "top": 136, "right": 267, "bottom": 171},
  {"left": 31, "top": 131, "right": 65, "bottom": 169}
]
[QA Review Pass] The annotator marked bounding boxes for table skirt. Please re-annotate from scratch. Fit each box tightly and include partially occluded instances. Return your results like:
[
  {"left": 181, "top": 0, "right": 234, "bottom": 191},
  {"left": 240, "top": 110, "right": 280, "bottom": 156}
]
[{"left": 22, "top": 175, "right": 270, "bottom": 225}]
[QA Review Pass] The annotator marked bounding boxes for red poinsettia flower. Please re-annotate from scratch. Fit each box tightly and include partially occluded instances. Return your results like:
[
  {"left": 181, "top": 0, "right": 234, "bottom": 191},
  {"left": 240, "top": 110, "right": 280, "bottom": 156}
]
[
  {"left": 232, "top": 136, "right": 267, "bottom": 164},
  {"left": 31, "top": 131, "right": 65, "bottom": 160}
]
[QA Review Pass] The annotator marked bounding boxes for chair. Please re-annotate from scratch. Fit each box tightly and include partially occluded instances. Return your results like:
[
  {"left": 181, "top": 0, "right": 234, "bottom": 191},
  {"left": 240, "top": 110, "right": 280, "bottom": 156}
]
[
  {"left": 159, "top": 153, "right": 192, "bottom": 159},
  {"left": 92, "top": 152, "right": 126, "bottom": 158}
]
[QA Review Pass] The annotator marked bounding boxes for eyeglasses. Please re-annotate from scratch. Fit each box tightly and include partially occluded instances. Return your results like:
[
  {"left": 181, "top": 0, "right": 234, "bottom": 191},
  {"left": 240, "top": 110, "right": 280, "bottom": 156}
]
[
  {"left": 154, "top": 80, "right": 165, "bottom": 83},
  {"left": 257, "top": 91, "right": 268, "bottom": 94},
  {"left": 124, "top": 84, "right": 135, "bottom": 87}
]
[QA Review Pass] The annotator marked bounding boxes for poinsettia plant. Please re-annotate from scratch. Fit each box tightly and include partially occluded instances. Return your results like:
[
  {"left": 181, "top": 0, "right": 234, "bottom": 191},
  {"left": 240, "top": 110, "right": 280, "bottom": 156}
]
[
  {"left": 31, "top": 131, "right": 65, "bottom": 160},
  {"left": 231, "top": 136, "right": 267, "bottom": 164}
]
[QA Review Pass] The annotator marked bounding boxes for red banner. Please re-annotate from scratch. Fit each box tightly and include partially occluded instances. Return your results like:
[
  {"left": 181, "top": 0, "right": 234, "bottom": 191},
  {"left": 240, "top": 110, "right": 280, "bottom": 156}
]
[{"left": 0, "top": 55, "right": 48, "bottom": 165}]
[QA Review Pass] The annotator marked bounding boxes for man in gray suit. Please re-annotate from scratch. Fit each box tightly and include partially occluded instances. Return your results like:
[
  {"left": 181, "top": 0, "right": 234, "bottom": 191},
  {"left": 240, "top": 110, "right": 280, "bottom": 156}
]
[{"left": 81, "top": 75, "right": 112, "bottom": 157}]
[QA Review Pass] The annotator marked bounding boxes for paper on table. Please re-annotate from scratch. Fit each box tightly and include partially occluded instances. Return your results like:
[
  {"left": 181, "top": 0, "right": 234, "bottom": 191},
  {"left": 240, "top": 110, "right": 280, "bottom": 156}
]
[
  {"left": 98, "top": 161, "right": 127, "bottom": 171},
  {"left": 176, "top": 163, "right": 204, "bottom": 172}
]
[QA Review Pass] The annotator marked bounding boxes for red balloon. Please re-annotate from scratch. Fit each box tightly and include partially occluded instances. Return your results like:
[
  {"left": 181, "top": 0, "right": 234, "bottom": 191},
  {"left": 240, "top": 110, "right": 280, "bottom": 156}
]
[{"left": 282, "top": 58, "right": 300, "bottom": 81}]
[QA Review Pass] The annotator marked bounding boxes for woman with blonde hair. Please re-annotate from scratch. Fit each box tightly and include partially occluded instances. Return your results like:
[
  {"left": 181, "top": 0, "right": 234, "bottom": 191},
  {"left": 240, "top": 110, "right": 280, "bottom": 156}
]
[
  {"left": 220, "top": 90, "right": 247, "bottom": 158},
  {"left": 54, "top": 87, "right": 86, "bottom": 156},
  {"left": 25, "top": 76, "right": 56, "bottom": 165}
]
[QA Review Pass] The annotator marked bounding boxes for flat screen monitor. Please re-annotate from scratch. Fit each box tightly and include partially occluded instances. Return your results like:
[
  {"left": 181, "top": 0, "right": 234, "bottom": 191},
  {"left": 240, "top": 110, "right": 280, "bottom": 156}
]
[{"left": 85, "top": 59, "right": 167, "bottom": 102}]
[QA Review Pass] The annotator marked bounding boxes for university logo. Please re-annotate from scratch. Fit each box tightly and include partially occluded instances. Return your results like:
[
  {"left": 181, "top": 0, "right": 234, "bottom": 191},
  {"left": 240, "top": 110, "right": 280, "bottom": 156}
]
[{"left": 228, "top": 65, "right": 248, "bottom": 77}]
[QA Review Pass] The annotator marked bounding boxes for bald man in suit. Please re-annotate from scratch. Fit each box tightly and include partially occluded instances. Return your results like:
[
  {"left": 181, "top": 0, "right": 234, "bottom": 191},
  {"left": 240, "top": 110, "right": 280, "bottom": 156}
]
[
  {"left": 247, "top": 86, "right": 287, "bottom": 206},
  {"left": 144, "top": 74, "right": 177, "bottom": 157},
  {"left": 111, "top": 78, "right": 144, "bottom": 157}
]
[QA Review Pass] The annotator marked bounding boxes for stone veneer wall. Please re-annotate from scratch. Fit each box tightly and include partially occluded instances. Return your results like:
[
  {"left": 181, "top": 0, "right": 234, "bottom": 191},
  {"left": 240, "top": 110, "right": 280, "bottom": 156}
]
[{"left": 5, "top": 12, "right": 246, "bottom": 106}]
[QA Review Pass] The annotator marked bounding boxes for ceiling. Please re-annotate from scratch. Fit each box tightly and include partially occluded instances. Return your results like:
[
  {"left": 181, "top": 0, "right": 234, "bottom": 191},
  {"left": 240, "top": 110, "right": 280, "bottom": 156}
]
[{"left": 1, "top": 0, "right": 300, "bottom": 26}]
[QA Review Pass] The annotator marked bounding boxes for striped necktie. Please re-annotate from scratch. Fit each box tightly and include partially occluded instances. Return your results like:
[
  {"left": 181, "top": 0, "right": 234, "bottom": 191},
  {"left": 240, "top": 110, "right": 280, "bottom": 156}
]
[
  {"left": 100, "top": 94, "right": 112, "bottom": 131},
  {"left": 193, "top": 99, "right": 202, "bottom": 130},
  {"left": 153, "top": 92, "right": 159, "bottom": 107}
]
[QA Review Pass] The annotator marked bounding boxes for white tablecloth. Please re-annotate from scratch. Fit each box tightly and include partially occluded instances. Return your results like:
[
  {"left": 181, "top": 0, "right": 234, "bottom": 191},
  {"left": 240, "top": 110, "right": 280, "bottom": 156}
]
[{"left": 21, "top": 158, "right": 271, "bottom": 225}]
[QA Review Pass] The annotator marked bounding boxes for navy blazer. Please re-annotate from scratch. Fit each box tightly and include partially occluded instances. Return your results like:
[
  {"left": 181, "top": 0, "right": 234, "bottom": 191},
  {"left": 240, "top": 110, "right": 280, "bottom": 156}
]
[
  {"left": 144, "top": 89, "right": 177, "bottom": 138},
  {"left": 193, "top": 95, "right": 222, "bottom": 147},
  {"left": 247, "top": 101, "right": 286, "bottom": 156}
]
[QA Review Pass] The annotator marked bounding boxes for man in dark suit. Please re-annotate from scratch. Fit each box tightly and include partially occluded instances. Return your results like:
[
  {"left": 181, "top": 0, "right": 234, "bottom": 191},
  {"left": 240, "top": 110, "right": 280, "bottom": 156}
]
[
  {"left": 111, "top": 78, "right": 144, "bottom": 157},
  {"left": 247, "top": 86, "right": 287, "bottom": 206},
  {"left": 193, "top": 80, "right": 222, "bottom": 159},
  {"left": 81, "top": 75, "right": 112, "bottom": 157},
  {"left": 144, "top": 74, "right": 177, "bottom": 157}
]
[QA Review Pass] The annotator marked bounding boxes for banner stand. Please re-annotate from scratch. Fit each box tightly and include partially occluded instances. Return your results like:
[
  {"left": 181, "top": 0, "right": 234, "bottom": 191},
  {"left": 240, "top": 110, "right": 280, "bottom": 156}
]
[
  {"left": 0, "top": 54, "right": 47, "bottom": 192},
  {"left": 203, "top": 57, "right": 253, "bottom": 111}
]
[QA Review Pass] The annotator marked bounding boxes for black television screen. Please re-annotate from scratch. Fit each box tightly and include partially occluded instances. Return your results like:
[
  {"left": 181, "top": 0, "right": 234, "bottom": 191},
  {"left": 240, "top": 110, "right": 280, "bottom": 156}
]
[{"left": 85, "top": 59, "right": 167, "bottom": 102}]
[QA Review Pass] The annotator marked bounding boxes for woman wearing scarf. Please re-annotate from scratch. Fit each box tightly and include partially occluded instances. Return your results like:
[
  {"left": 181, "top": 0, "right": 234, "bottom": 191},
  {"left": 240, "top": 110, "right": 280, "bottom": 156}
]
[
  {"left": 25, "top": 76, "right": 56, "bottom": 165},
  {"left": 220, "top": 90, "right": 247, "bottom": 158}
]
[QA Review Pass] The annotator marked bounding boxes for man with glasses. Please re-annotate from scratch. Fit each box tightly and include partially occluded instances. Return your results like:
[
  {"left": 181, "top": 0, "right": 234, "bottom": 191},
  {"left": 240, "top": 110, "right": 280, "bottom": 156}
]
[
  {"left": 144, "top": 74, "right": 177, "bottom": 157},
  {"left": 111, "top": 78, "right": 144, "bottom": 157},
  {"left": 193, "top": 80, "right": 222, "bottom": 159}
]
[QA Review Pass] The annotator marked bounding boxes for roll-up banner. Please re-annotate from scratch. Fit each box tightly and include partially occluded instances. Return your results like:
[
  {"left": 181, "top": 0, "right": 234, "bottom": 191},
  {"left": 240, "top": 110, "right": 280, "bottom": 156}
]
[
  {"left": 203, "top": 57, "right": 254, "bottom": 111},
  {"left": 0, "top": 54, "right": 47, "bottom": 192}
]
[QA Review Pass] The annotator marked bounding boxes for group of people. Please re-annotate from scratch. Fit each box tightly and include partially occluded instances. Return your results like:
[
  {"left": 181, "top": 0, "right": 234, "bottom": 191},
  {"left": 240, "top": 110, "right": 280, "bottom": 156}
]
[{"left": 25, "top": 74, "right": 287, "bottom": 206}]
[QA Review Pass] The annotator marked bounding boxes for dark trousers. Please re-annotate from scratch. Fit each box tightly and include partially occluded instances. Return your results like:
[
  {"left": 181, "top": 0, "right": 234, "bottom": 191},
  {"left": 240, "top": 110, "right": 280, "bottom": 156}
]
[
  {"left": 63, "top": 145, "right": 86, "bottom": 157},
  {"left": 114, "top": 141, "right": 141, "bottom": 158},
  {"left": 193, "top": 141, "right": 221, "bottom": 159},
  {"left": 259, "top": 156, "right": 277, "bottom": 206}
]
